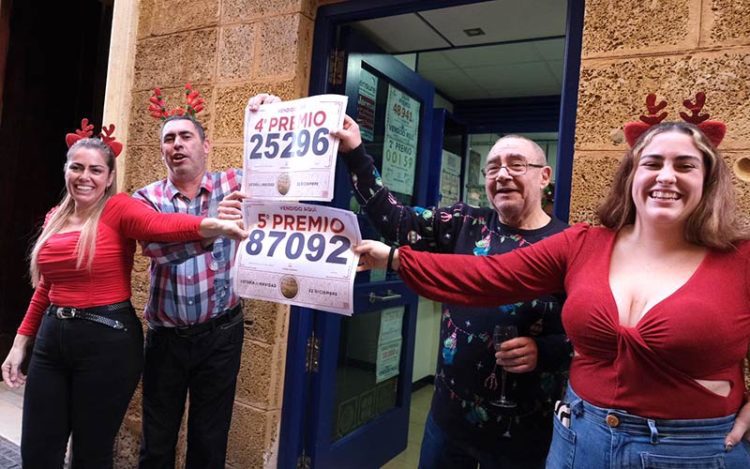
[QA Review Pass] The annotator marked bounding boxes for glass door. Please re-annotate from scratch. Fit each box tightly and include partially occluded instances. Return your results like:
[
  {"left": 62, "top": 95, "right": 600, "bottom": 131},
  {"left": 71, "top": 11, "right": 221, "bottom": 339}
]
[{"left": 275, "top": 23, "right": 439, "bottom": 466}]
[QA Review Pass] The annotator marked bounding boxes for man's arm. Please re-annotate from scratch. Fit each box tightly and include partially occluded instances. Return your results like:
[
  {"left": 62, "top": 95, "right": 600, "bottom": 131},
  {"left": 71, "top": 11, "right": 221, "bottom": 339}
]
[{"left": 332, "top": 116, "right": 461, "bottom": 252}]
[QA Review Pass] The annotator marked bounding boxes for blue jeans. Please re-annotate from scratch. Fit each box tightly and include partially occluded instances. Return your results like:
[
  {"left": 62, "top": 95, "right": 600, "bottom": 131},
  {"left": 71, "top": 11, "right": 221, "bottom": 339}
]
[
  {"left": 546, "top": 385, "right": 750, "bottom": 468},
  {"left": 419, "top": 412, "right": 546, "bottom": 469}
]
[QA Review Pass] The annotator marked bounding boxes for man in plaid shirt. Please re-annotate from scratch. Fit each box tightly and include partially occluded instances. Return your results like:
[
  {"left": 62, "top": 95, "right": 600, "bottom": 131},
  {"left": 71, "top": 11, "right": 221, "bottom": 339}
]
[{"left": 133, "top": 93, "right": 278, "bottom": 467}]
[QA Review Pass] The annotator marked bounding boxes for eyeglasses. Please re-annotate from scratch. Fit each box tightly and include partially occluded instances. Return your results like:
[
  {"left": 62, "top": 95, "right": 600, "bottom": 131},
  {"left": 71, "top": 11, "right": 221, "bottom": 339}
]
[{"left": 481, "top": 161, "right": 545, "bottom": 177}]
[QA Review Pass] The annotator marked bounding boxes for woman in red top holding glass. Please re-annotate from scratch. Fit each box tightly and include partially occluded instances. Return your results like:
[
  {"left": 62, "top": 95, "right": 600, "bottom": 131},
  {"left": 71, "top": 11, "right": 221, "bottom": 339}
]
[
  {"left": 355, "top": 94, "right": 750, "bottom": 467},
  {"left": 0, "top": 120, "right": 246, "bottom": 468}
]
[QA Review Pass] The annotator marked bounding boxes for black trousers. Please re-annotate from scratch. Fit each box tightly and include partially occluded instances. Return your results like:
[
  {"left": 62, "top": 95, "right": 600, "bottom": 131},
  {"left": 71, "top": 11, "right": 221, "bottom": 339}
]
[
  {"left": 21, "top": 306, "right": 143, "bottom": 469},
  {"left": 139, "top": 310, "right": 244, "bottom": 469}
]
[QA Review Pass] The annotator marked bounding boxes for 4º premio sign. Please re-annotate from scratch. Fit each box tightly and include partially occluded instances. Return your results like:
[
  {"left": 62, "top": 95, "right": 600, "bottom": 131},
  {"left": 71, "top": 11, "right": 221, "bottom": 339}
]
[{"left": 241, "top": 95, "right": 348, "bottom": 201}]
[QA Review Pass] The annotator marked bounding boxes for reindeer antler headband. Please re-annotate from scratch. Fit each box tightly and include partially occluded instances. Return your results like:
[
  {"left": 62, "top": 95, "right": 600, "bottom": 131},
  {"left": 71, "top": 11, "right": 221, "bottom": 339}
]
[
  {"left": 65, "top": 118, "right": 123, "bottom": 157},
  {"left": 148, "top": 83, "right": 205, "bottom": 120},
  {"left": 623, "top": 92, "right": 726, "bottom": 147}
]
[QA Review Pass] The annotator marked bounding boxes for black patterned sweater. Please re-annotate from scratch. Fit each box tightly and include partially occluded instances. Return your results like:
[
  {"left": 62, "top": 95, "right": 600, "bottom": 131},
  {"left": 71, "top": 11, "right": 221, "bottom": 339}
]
[{"left": 344, "top": 144, "right": 572, "bottom": 451}]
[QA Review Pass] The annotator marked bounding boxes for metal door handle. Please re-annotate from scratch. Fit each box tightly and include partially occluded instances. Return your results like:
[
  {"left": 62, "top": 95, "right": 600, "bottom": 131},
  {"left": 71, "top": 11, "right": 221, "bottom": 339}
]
[{"left": 369, "top": 290, "right": 402, "bottom": 303}]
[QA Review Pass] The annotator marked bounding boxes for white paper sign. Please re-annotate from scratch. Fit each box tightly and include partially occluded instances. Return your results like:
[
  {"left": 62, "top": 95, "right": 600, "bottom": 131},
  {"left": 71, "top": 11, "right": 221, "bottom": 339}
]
[
  {"left": 233, "top": 201, "right": 361, "bottom": 316},
  {"left": 376, "top": 307, "right": 404, "bottom": 383},
  {"left": 357, "top": 70, "right": 377, "bottom": 142},
  {"left": 242, "top": 95, "right": 348, "bottom": 201},
  {"left": 382, "top": 85, "right": 420, "bottom": 196},
  {"left": 439, "top": 150, "right": 462, "bottom": 207}
]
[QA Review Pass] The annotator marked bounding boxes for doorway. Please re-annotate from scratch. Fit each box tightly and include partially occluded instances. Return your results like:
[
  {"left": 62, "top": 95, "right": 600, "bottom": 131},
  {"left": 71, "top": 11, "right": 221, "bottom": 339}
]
[{"left": 280, "top": 1, "right": 583, "bottom": 467}]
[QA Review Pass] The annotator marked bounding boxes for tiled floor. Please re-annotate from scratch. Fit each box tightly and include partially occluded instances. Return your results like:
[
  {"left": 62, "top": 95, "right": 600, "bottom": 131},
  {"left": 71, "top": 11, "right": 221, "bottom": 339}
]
[
  {"left": 0, "top": 385, "right": 23, "bottom": 446},
  {"left": 381, "top": 384, "right": 433, "bottom": 469}
]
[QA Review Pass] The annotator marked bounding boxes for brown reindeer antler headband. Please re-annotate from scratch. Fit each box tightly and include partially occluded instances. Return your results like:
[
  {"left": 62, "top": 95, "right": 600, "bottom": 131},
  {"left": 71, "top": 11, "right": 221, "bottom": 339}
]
[
  {"left": 65, "top": 118, "right": 123, "bottom": 157},
  {"left": 148, "top": 83, "right": 205, "bottom": 120},
  {"left": 623, "top": 92, "right": 726, "bottom": 147}
]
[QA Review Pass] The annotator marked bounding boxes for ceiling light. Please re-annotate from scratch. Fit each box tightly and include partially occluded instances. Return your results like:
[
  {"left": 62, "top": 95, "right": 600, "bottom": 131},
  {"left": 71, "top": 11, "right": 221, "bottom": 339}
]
[{"left": 463, "top": 28, "right": 485, "bottom": 37}]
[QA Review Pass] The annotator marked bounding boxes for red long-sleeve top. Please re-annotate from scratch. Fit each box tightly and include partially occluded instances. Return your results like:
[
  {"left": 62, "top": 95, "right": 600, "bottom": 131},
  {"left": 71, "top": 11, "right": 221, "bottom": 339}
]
[
  {"left": 18, "top": 193, "right": 203, "bottom": 336},
  {"left": 397, "top": 223, "right": 750, "bottom": 419}
]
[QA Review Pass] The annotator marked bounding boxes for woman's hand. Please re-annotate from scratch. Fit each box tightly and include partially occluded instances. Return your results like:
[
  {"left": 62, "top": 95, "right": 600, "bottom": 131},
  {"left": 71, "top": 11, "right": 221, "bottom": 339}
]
[
  {"left": 2, "top": 334, "right": 32, "bottom": 388},
  {"left": 330, "top": 115, "right": 363, "bottom": 154},
  {"left": 199, "top": 218, "right": 249, "bottom": 241},
  {"left": 726, "top": 399, "right": 750, "bottom": 450},
  {"left": 353, "top": 240, "right": 397, "bottom": 271}
]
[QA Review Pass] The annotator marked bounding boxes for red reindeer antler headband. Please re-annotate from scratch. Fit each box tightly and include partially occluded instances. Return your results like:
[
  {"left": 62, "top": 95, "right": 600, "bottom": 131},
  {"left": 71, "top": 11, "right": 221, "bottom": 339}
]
[
  {"left": 148, "top": 83, "right": 205, "bottom": 120},
  {"left": 65, "top": 118, "right": 123, "bottom": 157},
  {"left": 623, "top": 92, "right": 726, "bottom": 147}
]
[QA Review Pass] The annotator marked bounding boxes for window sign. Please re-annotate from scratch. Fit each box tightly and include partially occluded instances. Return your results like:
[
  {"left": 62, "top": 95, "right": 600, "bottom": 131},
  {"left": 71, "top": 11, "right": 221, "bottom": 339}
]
[
  {"left": 382, "top": 85, "right": 420, "bottom": 196},
  {"left": 439, "top": 150, "right": 461, "bottom": 207},
  {"left": 376, "top": 307, "right": 404, "bottom": 383},
  {"left": 357, "top": 70, "right": 377, "bottom": 142}
]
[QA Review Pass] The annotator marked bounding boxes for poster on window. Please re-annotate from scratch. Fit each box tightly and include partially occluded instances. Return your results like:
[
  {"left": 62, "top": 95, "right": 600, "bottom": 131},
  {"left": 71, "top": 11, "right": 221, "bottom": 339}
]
[
  {"left": 357, "top": 70, "right": 377, "bottom": 142},
  {"left": 439, "top": 150, "right": 462, "bottom": 207},
  {"left": 242, "top": 95, "right": 348, "bottom": 201},
  {"left": 382, "top": 86, "right": 420, "bottom": 196},
  {"left": 376, "top": 307, "right": 404, "bottom": 383},
  {"left": 233, "top": 201, "right": 361, "bottom": 316}
]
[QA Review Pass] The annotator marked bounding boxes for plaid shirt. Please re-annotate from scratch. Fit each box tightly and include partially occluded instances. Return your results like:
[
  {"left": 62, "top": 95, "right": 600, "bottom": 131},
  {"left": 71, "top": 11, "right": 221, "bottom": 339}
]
[{"left": 133, "top": 168, "right": 242, "bottom": 327}]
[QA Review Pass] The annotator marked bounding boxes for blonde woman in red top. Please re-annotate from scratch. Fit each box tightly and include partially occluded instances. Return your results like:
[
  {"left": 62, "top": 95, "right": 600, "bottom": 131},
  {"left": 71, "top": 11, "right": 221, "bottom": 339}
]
[
  {"left": 355, "top": 99, "right": 750, "bottom": 467},
  {"left": 0, "top": 122, "right": 246, "bottom": 469}
]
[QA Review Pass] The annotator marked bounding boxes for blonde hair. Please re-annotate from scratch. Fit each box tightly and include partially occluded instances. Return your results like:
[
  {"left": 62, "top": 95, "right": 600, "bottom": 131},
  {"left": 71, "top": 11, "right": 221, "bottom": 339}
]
[
  {"left": 597, "top": 122, "right": 748, "bottom": 250},
  {"left": 29, "top": 139, "right": 117, "bottom": 286}
]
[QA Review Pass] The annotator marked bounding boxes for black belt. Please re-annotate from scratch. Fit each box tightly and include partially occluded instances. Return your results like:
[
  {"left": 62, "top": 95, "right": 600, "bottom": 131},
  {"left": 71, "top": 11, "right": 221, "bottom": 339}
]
[
  {"left": 151, "top": 304, "right": 242, "bottom": 337},
  {"left": 47, "top": 301, "right": 133, "bottom": 331}
]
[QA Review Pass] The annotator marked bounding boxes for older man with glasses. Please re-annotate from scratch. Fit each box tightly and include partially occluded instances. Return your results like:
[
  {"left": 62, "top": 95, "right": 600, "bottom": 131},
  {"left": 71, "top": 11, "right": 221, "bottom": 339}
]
[{"left": 332, "top": 118, "right": 572, "bottom": 469}]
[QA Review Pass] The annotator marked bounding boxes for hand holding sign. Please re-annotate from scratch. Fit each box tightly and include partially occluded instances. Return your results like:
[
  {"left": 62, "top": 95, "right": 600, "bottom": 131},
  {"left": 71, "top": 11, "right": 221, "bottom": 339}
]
[{"left": 329, "top": 115, "right": 363, "bottom": 154}]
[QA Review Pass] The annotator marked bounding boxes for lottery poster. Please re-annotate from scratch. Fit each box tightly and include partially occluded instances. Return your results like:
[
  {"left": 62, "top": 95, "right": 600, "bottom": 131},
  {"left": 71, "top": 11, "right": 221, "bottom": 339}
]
[
  {"left": 233, "top": 201, "right": 361, "bottom": 316},
  {"left": 242, "top": 95, "right": 348, "bottom": 201},
  {"left": 439, "top": 150, "right": 462, "bottom": 207},
  {"left": 357, "top": 69, "right": 377, "bottom": 142},
  {"left": 382, "top": 85, "right": 420, "bottom": 196},
  {"left": 376, "top": 307, "right": 404, "bottom": 383}
]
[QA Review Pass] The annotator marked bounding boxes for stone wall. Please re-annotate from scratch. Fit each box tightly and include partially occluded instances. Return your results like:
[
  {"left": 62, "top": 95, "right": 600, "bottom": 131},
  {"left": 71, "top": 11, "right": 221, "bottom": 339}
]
[
  {"left": 570, "top": 0, "right": 750, "bottom": 223},
  {"left": 113, "top": 1, "right": 318, "bottom": 467}
]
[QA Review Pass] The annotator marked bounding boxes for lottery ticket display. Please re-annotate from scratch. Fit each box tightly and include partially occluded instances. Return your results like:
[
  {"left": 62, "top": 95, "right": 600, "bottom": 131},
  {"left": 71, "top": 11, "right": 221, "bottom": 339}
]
[
  {"left": 233, "top": 201, "right": 361, "bottom": 316},
  {"left": 242, "top": 95, "right": 348, "bottom": 201}
]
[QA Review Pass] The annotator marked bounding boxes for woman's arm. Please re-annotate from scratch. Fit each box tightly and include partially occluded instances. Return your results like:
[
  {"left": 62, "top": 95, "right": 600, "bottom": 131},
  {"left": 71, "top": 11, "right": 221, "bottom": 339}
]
[
  {"left": 1, "top": 334, "right": 32, "bottom": 388},
  {"left": 725, "top": 399, "right": 750, "bottom": 449},
  {"left": 4, "top": 279, "right": 48, "bottom": 388},
  {"left": 113, "top": 194, "right": 247, "bottom": 242},
  {"left": 17, "top": 278, "right": 51, "bottom": 336},
  {"left": 356, "top": 226, "right": 582, "bottom": 307}
]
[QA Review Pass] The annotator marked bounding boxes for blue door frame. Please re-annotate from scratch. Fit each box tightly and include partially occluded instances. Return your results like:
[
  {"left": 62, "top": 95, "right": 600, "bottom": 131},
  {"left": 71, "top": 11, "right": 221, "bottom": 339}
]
[{"left": 279, "top": 1, "right": 585, "bottom": 467}]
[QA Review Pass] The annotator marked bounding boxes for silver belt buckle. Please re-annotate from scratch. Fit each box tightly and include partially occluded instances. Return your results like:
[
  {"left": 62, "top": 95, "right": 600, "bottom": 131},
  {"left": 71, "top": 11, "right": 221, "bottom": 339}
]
[{"left": 56, "top": 307, "right": 77, "bottom": 319}]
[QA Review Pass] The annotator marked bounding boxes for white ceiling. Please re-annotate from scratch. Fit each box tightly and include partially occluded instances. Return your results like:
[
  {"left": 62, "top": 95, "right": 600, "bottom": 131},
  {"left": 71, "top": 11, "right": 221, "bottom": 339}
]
[{"left": 350, "top": 0, "right": 568, "bottom": 101}]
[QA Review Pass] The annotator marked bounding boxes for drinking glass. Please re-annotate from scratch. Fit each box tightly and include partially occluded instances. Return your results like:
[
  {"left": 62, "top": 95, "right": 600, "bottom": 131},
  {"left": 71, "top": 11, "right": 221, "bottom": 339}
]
[{"left": 490, "top": 324, "right": 518, "bottom": 408}]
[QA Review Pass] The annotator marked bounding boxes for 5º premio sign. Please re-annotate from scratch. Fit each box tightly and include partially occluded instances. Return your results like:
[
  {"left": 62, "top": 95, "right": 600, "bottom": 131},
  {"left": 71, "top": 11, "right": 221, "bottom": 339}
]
[
  {"left": 232, "top": 201, "right": 362, "bottom": 316},
  {"left": 241, "top": 95, "right": 348, "bottom": 201}
]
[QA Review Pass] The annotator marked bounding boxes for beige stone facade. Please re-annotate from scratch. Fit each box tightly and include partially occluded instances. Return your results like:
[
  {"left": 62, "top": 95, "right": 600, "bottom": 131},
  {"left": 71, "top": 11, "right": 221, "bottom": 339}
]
[
  {"left": 110, "top": 1, "right": 318, "bottom": 467},
  {"left": 106, "top": 0, "right": 750, "bottom": 467}
]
